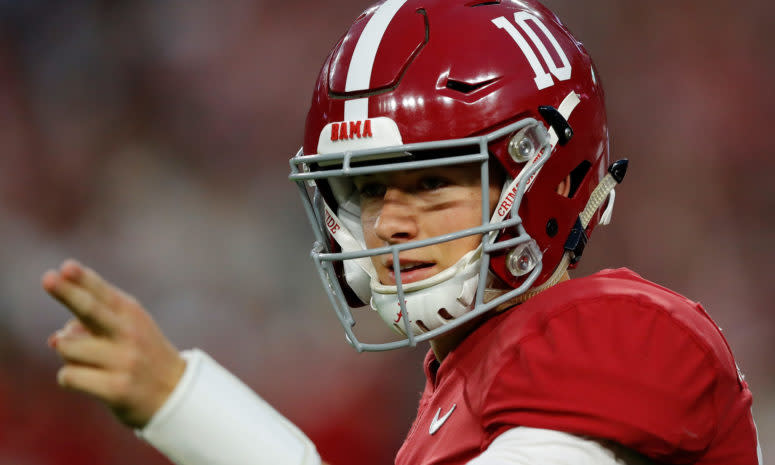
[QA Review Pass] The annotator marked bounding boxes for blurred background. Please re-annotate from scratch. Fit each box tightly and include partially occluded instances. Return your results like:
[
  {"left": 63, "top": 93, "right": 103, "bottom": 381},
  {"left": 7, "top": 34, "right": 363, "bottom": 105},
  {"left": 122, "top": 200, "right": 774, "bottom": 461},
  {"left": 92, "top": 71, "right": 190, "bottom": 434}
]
[{"left": 0, "top": 0, "right": 772, "bottom": 463}]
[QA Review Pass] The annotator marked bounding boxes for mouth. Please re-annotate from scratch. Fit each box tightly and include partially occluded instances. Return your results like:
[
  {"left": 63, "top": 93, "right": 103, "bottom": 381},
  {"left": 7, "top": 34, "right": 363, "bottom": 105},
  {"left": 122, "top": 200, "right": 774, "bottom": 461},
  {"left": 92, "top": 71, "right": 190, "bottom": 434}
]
[{"left": 384, "top": 260, "right": 436, "bottom": 285}]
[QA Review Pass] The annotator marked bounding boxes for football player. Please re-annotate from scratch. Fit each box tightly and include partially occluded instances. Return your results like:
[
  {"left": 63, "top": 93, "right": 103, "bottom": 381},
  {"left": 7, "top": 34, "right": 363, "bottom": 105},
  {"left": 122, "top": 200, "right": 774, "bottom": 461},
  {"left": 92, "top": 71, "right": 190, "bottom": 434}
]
[{"left": 43, "top": 0, "right": 762, "bottom": 464}]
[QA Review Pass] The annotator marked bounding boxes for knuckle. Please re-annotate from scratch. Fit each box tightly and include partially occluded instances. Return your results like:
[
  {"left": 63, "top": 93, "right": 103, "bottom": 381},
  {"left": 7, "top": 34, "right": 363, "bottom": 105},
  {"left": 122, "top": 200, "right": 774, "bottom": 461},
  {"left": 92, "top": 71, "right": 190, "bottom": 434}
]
[
  {"left": 106, "top": 291, "right": 123, "bottom": 310},
  {"left": 110, "top": 290, "right": 141, "bottom": 315},
  {"left": 115, "top": 342, "right": 144, "bottom": 375},
  {"left": 123, "top": 347, "right": 141, "bottom": 373},
  {"left": 75, "top": 293, "right": 97, "bottom": 319},
  {"left": 109, "top": 373, "right": 132, "bottom": 404},
  {"left": 120, "top": 323, "right": 139, "bottom": 344}
]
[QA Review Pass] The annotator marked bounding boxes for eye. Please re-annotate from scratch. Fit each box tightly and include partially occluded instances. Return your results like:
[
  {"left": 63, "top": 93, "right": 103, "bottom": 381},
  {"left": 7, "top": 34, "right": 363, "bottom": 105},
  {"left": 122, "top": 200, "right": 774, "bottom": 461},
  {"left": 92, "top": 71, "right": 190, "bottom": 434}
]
[
  {"left": 418, "top": 176, "right": 450, "bottom": 191},
  {"left": 357, "top": 181, "right": 387, "bottom": 199}
]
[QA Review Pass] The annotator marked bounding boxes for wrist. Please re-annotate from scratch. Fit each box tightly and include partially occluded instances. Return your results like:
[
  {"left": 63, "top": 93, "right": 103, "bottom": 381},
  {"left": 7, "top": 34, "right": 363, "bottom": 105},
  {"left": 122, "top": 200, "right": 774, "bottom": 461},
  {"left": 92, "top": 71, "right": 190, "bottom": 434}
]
[{"left": 138, "top": 349, "right": 321, "bottom": 465}]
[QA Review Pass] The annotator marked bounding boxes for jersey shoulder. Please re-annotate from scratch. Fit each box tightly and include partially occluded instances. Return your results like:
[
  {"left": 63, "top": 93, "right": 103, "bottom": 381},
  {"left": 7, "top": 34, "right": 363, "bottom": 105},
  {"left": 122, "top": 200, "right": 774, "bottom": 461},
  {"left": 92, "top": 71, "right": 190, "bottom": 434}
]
[
  {"left": 461, "top": 268, "right": 752, "bottom": 463},
  {"left": 493, "top": 267, "right": 741, "bottom": 376}
]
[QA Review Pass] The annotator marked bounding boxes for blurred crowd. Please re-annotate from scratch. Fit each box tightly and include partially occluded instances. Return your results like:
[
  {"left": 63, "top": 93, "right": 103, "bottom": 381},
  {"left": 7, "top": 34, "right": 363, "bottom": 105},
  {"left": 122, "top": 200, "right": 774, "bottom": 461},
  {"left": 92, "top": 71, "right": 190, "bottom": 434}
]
[{"left": 0, "top": 0, "right": 772, "bottom": 463}]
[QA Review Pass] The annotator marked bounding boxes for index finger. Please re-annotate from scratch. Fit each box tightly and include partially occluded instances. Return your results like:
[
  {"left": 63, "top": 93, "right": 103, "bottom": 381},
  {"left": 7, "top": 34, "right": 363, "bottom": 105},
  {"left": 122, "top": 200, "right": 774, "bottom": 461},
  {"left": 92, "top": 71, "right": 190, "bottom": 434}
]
[
  {"left": 59, "top": 259, "right": 132, "bottom": 310},
  {"left": 42, "top": 269, "right": 120, "bottom": 335}
]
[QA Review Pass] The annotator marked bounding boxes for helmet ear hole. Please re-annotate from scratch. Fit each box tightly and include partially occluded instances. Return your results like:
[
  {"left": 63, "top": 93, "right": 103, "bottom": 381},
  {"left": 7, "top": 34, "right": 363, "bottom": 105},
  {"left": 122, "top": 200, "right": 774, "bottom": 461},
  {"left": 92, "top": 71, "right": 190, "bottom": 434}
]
[{"left": 567, "top": 161, "right": 592, "bottom": 198}]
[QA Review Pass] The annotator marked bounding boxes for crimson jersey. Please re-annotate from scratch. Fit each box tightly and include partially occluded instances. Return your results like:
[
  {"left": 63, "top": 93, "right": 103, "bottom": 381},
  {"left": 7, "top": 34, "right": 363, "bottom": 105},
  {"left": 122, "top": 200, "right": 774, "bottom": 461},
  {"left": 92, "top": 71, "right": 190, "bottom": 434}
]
[{"left": 395, "top": 268, "right": 759, "bottom": 465}]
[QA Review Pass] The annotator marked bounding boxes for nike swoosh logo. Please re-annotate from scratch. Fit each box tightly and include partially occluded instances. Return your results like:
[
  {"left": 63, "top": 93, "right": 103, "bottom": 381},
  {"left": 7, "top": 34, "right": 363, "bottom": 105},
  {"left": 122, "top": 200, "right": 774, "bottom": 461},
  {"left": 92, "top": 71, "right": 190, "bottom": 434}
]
[{"left": 428, "top": 404, "right": 456, "bottom": 435}]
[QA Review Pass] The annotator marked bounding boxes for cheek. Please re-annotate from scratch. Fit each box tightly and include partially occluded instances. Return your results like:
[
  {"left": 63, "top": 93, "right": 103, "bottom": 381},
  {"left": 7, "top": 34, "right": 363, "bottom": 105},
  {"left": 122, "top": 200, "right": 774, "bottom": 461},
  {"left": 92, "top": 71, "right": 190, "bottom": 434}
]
[
  {"left": 437, "top": 188, "right": 482, "bottom": 231},
  {"left": 489, "top": 183, "right": 502, "bottom": 215},
  {"left": 432, "top": 197, "right": 486, "bottom": 266}
]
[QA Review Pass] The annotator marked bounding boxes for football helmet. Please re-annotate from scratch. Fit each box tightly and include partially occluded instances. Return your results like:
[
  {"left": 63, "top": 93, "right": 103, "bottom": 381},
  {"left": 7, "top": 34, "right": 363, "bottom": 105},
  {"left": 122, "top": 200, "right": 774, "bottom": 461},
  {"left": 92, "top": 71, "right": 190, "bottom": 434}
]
[{"left": 289, "top": 0, "right": 626, "bottom": 351}]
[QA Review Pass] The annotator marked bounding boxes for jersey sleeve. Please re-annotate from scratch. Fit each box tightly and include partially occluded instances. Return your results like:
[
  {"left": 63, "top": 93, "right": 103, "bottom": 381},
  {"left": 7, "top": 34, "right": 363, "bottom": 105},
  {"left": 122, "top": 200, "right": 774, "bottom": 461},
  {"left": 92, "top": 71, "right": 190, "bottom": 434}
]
[
  {"left": 479, "top": 294, "right": 754, "bottom": 464},
  {"left": 137, "top": 349, "right": 321, "bottom": 465}
]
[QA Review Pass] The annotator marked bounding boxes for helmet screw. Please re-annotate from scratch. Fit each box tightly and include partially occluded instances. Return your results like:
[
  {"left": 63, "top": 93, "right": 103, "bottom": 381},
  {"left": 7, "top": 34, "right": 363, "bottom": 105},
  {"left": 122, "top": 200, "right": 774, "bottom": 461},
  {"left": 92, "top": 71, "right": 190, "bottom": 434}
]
[
  {"left": 506, "top": 240, "right": 541, "bottom": 277},
  {"left": 508, "top": 128, "right": 536, "bottom": 163}
]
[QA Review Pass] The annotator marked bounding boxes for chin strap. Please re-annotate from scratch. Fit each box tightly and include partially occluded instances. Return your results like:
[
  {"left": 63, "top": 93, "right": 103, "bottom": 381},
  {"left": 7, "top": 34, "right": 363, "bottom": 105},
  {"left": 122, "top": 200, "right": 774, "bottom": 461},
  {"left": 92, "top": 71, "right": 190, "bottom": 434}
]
[
  {"left": 564, "top": 159, "right": 628, "bottom": 265},
  {"left": 487, "top": 159, "right": 629, "bottom": 309},
  {"left": 485, "top": 252, "right": 571, "bottom": 309},
  {"left": 581, "top": 159, "right": 627, "bottom": 227}
]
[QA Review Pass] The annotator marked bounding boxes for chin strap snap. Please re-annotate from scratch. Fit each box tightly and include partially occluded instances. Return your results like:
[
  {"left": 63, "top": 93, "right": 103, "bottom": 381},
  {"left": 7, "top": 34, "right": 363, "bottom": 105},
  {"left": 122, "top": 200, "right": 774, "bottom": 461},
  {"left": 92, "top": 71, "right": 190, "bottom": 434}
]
[
  {"left": 486, "top": 251, "right": 573, "bottom": 309},
  {"left": 565, "top": 159, "right": 628, "bottom": 264},
  {"left": 492, "top": 159, "right": 630, "bottom": 308}
]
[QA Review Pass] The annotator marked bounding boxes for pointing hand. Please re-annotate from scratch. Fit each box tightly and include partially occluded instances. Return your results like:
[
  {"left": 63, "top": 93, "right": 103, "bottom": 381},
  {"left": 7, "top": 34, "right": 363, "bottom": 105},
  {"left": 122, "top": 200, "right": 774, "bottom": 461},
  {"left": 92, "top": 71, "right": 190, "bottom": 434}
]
[{"left": 42, "top": 259, "right": 186, "bottom": 428}]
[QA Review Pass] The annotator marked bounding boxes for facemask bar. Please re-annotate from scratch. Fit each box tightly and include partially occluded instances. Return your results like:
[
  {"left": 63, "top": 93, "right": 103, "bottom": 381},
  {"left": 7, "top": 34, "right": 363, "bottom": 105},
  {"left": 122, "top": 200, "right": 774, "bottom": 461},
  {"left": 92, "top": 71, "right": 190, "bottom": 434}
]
[{"left": 289, "top": 118, "right": 551, "bottom": 351}]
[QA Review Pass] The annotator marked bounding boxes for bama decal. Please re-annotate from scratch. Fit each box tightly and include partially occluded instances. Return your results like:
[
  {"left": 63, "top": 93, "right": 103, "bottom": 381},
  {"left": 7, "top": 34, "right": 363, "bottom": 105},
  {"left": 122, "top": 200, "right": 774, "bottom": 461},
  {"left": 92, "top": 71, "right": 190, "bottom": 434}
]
[{"left": 330, "top": 120, "right": 374, "bottom": 141}]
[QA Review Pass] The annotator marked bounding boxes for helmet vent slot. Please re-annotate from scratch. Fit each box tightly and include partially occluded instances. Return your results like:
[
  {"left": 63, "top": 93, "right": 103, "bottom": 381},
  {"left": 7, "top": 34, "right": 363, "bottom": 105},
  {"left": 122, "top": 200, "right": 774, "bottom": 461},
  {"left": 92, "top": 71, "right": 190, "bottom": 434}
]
[
  {"left": 466, "top": 0, "right": 501, "bottom": 6},
  {"left": 568, "top": 161, "right": 592, "bottom": 198},
  {"left": 446, "top": 77, "right": 498, "bottom": 94}
]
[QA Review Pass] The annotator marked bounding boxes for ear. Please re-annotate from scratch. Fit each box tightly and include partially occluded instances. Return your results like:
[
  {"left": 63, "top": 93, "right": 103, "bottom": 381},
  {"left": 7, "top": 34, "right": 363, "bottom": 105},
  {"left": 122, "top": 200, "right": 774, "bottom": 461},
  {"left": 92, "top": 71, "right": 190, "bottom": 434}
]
[{"left": 556, "top": 174, "right": 571, "bottom": 198}]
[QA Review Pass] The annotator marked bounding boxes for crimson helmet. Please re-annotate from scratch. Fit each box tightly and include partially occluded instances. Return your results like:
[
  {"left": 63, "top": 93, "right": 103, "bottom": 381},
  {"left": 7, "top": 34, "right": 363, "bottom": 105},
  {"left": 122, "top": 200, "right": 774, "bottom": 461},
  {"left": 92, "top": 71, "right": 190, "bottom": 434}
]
[{"left": 289, "top": 0, "right": 626, "bottom": 351}]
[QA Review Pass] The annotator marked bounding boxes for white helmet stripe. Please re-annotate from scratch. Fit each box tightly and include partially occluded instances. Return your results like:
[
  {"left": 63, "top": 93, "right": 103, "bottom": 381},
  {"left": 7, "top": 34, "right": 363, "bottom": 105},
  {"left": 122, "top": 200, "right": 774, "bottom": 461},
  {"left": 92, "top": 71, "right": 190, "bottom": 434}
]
[
  {"left": 344, "top": 0, "right": 409, "bottom": 121},
  {"left": 547, "top": 90, "right": 580, "bottom": 147}
]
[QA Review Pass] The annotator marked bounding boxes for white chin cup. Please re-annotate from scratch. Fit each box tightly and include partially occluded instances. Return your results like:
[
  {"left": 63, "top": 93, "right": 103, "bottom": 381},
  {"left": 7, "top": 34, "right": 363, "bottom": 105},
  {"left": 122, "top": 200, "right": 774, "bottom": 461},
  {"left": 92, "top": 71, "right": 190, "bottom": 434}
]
[
  {"left": 369, "top": 248, "right": 482, "bottom": 336},
  {"left": 336, "top": 204, "right": 374, "bottom": 303}
]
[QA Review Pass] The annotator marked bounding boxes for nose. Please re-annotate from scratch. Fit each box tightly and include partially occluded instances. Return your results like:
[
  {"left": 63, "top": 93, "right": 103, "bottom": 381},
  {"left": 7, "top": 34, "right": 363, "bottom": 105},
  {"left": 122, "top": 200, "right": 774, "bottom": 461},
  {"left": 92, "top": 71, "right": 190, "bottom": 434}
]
[{"left": 373, "top": 188, "right": 419, "bottom": 243}]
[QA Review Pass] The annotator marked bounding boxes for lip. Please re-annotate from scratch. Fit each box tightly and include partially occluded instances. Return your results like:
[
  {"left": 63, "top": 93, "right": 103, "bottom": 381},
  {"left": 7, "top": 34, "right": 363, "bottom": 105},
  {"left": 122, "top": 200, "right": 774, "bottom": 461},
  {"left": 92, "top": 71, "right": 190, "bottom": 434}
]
[{"left": 383, "top": 259, "right": 437, "bottom": 285}]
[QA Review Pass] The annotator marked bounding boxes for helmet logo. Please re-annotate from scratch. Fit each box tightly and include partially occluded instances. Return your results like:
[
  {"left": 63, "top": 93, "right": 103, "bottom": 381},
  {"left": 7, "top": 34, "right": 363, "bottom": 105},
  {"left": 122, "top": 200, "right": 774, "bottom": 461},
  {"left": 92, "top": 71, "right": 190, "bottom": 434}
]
[
  {"left": 330, "top": 119, "right": 374, "bottom": 142},
  {"left": 317, "top": 117, "right": 402, "bottom": 154}
]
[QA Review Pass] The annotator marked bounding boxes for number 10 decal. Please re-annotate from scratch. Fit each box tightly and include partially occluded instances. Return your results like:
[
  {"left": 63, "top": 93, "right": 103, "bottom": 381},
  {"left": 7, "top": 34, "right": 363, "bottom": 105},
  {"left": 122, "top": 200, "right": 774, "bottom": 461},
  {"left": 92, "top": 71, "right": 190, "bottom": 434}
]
[{"left": 492, "top": 12, "right": 571, "bottom": 90}]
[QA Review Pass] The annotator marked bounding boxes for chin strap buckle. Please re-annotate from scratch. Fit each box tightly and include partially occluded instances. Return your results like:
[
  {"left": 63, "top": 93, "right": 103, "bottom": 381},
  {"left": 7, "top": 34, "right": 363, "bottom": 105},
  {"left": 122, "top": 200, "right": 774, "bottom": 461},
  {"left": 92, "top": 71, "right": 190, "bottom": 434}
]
[
  {"left": 565, "top": 159, "right": 629, "bottom": 266},
  {"left": 564, "top": 217, "right": 588, "bottom": 265}
]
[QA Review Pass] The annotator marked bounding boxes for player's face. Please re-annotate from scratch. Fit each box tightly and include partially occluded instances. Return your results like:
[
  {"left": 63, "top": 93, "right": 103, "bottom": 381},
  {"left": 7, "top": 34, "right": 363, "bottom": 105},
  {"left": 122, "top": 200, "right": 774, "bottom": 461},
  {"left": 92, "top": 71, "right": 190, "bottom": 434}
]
[{"left": 355, "top": 164, "right": 501, "bottom": 285}]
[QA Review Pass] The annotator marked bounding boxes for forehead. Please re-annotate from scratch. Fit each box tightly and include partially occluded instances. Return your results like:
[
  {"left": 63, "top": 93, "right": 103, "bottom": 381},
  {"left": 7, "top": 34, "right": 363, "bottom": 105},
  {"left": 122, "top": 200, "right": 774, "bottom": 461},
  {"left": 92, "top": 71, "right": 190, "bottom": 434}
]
[{"left": 352, "top": 162, "right": 484, "bottom": 184}]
